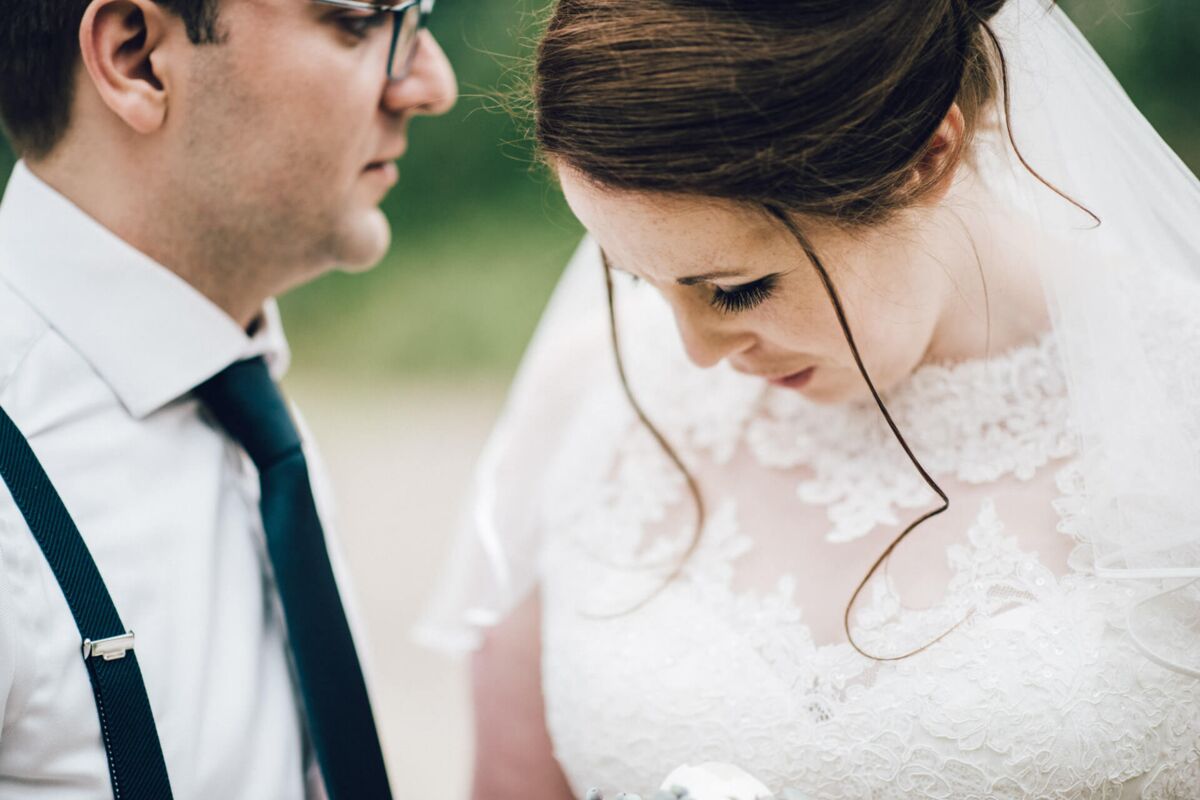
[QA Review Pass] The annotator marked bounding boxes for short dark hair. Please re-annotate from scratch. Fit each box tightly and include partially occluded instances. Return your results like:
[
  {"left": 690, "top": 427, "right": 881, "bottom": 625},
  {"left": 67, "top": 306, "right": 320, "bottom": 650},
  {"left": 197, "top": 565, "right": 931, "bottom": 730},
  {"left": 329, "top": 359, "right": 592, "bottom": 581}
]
[{"left": 0, "top": 1, "right": 223, "bottom": 158}]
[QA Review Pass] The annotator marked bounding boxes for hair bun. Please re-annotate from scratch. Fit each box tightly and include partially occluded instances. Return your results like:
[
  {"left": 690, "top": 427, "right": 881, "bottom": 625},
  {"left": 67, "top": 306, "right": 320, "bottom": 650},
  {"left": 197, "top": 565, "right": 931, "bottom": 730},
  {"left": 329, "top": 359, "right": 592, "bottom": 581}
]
[{"left": 968, "top": 0, "right": 1008, "bottom": 22}]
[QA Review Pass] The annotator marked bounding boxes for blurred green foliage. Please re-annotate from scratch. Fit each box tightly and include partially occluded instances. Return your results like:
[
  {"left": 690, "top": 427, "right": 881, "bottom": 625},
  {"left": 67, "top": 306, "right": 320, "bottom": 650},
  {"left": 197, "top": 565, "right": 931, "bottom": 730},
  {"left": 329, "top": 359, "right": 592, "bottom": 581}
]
[
  {"left": 1060, "top": 0, "right": 1199, "bottom": 168},
  {"left": 0, "top": 0, "right": 1195, "bottom": 379}
]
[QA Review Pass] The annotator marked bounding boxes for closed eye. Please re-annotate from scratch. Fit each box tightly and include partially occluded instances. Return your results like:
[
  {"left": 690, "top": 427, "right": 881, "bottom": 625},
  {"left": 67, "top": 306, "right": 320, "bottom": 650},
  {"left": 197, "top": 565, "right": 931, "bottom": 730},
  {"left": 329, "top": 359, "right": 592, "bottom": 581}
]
[
  {"left": 710, "top": 274, "right": 779, "bottom": 314},
  {"left": 336, "top": 10, "right": 392, "bottom": 38}
]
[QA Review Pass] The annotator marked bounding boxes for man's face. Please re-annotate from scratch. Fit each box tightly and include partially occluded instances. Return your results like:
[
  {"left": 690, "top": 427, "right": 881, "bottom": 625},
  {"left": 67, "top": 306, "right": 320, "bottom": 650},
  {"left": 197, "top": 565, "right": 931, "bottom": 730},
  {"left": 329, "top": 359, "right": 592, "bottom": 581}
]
[{"left": 165, "top": 0, "right": 457, "bottom": 290}]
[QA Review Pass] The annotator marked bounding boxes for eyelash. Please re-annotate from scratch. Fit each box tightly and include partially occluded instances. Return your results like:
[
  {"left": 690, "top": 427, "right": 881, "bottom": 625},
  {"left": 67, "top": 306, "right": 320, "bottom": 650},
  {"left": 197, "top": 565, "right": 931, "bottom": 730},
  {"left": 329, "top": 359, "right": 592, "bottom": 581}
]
[
  {"left": 337, "top": 11, "right": 391, "bottom": 39},
  {"left": 710, "top": 274, "right": 779, "bottom": 314}
]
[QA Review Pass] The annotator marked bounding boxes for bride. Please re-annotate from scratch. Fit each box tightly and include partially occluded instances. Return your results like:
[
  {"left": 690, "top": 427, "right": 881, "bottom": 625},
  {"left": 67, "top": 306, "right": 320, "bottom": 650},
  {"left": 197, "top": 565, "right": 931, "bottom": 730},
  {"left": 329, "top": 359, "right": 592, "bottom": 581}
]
[{"left": 418, "top": 0, "right": 1200, "bottom": 797}]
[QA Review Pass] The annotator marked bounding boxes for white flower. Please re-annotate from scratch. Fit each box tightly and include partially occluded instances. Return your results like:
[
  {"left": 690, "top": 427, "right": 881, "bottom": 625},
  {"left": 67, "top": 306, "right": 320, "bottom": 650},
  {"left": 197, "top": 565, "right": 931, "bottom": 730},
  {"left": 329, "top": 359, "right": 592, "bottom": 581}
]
[{"left": 660, "top": 763, "right": 773, "bottom": 800}]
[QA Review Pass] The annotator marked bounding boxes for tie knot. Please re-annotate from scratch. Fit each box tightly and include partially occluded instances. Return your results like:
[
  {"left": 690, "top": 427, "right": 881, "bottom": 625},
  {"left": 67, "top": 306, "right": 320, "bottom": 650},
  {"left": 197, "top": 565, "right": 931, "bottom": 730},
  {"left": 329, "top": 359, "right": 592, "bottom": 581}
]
[{"left": 193, "top": 357, "right": 302, "bottom": 470}]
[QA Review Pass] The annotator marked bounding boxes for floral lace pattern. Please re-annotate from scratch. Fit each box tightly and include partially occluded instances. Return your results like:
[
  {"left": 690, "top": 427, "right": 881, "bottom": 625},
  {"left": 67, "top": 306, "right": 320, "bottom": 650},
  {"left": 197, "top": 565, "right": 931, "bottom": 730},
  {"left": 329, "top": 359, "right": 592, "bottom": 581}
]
[
  {"left": 538, "top": 333, "right": 1200, "bottom": 799},
  {"left": 748, "top": 335, "right": 1073, "bottom": 544}
]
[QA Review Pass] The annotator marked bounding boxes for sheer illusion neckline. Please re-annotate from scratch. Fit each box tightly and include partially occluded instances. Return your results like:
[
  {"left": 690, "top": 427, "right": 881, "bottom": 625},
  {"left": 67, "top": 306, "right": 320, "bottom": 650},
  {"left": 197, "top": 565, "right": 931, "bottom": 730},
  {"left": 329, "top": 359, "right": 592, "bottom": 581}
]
[
  {"left": 618, "top": 327, "right": 1074, "bottom": 540},
  {"left": 548, "top": 327, "right": 1083, "bottom": 649},
  {"left": 539, "top": 325, "right": 1200, "bottom": 798}
]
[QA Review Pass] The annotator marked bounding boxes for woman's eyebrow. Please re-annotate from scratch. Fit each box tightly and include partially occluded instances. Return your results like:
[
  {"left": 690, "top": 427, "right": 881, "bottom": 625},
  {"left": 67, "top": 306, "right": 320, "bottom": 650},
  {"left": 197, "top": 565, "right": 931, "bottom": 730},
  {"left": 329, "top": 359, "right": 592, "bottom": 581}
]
[{"left": 600, "top": 249, "right": 746, "bottom": 285}]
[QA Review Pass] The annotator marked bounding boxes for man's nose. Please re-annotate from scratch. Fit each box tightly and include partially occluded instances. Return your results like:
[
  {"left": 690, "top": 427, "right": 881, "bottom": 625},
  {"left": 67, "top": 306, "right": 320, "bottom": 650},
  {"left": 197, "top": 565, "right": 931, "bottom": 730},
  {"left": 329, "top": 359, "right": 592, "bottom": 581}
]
[
  {"left": 382, "top": 31, "right": 458, "bottom": 116},
  {"left": 671, "top": 299, "right": 755, "bottom": 370}
]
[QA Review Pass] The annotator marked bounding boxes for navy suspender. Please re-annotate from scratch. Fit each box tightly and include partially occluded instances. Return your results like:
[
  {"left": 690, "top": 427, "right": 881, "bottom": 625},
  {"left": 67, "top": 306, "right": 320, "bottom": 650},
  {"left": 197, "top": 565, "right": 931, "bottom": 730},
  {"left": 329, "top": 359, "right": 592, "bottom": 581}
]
[{"left": 0, "top": 406, "right": 173, "bottom": 799}]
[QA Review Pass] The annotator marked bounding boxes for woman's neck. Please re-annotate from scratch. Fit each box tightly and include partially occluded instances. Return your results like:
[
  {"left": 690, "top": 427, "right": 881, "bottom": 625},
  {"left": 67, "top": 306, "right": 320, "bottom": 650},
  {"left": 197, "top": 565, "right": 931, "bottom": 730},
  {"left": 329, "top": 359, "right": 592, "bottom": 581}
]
[{"left": 921, "top": 181, "right": 1054, "bottom": 365}]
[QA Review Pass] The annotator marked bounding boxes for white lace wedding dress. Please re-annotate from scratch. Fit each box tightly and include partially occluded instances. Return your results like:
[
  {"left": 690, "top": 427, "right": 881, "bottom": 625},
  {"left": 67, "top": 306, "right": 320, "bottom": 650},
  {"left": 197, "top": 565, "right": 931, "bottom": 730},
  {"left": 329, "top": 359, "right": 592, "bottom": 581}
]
[{"left": 528, "top": 281, "right": 1200, "bottom": 799}]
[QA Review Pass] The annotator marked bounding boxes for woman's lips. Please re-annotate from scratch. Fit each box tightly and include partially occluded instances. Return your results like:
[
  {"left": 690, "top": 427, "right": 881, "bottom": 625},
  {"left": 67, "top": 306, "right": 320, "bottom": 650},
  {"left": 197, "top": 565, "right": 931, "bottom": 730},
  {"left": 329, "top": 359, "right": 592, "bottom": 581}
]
[{"left": 767, "top": 367, "right": 815, "bottom": 390}]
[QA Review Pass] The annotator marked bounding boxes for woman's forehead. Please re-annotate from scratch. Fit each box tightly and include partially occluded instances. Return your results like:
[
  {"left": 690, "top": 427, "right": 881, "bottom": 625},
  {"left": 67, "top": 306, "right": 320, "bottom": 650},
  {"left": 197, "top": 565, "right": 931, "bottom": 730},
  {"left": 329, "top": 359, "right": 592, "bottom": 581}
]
[{"left": 560, "top": 171, "right": 782, "bottom": 279}]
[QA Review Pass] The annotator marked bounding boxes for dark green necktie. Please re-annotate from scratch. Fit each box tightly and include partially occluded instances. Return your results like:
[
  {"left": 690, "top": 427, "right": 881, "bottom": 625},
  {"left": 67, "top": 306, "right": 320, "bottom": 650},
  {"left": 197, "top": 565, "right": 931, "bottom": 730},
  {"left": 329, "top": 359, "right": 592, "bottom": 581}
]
[{"left": 195, "top": 357, "right": 392, "bottom": 800}]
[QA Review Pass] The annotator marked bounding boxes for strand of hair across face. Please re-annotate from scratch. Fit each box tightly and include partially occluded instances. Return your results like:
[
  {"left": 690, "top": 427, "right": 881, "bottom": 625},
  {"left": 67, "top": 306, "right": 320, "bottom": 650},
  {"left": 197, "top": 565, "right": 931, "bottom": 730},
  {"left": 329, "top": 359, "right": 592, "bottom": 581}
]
[
  {"left": 583, "top": 253, "right": 708, "bottom": 618},
  {"left": 763, "top": 206, "right": 971, "bottom": 661},
  {"left": 770, "top": 8, "right": 1096, "bottom": 660}
]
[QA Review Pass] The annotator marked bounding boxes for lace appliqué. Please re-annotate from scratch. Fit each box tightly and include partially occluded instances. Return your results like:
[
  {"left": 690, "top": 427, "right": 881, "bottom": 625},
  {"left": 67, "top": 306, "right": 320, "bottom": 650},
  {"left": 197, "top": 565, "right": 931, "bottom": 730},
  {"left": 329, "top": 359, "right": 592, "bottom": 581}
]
[{"left": 747, "top": 334, "right": 1074, "bottom": 543}]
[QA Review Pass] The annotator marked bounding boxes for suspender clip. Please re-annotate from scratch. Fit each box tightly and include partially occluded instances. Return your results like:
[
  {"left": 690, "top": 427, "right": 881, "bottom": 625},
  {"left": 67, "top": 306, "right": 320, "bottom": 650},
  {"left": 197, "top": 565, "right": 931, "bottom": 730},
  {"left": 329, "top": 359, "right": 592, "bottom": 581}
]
[{"left": 83, "top": 632, "right": 136, "bottom": 661}]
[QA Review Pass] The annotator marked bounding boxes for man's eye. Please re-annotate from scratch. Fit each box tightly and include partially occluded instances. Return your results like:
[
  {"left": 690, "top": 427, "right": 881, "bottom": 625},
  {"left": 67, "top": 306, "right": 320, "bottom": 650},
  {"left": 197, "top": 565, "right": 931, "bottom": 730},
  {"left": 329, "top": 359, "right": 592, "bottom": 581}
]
[
  {"left": 709, "top": 274, "right": 779, "bottom": 314},
  {"left": 337, "top": 11, "right": 391, "bottom": 38}
]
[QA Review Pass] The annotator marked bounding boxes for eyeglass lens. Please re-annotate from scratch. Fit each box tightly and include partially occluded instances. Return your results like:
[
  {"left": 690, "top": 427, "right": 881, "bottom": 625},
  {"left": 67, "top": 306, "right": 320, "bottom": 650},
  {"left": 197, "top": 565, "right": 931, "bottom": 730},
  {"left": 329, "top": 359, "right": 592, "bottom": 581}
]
[{"left": 387, "top": 4, "right": 424, "bottom": 80}]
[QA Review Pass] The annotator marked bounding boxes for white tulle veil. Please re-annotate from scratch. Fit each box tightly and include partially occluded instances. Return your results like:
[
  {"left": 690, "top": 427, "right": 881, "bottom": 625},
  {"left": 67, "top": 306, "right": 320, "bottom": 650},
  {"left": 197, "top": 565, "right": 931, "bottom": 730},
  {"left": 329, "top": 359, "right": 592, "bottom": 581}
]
[{"left": 415, "top": 0, "right": 1200, "bottom": 676}]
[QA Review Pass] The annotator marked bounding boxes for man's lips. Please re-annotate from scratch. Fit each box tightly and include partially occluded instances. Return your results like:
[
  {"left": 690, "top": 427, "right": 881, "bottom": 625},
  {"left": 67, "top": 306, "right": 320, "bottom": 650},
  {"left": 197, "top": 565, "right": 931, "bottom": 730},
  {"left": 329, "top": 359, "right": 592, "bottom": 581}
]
[
  {"left": 364, "top": 143, "right": 407, "bottom": 180},
  {"left": 363, "top": 160, "right": 399, "bottom": 186}
]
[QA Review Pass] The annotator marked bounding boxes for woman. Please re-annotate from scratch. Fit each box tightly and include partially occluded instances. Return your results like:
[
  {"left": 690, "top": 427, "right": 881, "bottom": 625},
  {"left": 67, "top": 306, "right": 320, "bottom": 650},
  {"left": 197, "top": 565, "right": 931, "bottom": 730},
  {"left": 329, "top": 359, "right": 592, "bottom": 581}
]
[{"left": 418, "top": 0, "right": 1200, "bottom": 796}]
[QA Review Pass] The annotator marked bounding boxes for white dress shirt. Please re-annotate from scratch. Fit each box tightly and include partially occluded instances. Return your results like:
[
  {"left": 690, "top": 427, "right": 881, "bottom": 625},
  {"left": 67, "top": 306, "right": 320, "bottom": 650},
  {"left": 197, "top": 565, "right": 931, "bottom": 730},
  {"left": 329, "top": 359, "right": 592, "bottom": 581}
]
[{"left": 0, "top": 163, "right": 343, "bottom": 798}]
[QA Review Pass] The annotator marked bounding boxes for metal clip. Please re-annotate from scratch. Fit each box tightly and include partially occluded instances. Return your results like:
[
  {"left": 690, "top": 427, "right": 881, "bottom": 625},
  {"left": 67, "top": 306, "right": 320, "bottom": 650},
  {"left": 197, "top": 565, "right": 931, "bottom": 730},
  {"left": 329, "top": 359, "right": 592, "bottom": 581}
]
[{"left": 82, "top": 632, "right": 136, "bottom": 661}]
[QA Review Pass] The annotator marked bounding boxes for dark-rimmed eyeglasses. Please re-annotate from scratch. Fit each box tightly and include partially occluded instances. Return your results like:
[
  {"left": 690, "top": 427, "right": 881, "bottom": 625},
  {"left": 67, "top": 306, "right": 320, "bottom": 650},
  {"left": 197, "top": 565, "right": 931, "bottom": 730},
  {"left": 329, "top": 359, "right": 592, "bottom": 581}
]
[{"left": 312, "top": 0, "right": 435, "bottom": 81}]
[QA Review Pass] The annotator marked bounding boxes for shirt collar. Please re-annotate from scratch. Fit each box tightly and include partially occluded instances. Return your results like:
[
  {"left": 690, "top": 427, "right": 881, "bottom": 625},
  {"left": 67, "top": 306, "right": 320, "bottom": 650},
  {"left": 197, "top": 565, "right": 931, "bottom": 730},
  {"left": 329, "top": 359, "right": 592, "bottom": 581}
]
[{"left": 0, "top": 161, "right": 291, "bottom": 419}]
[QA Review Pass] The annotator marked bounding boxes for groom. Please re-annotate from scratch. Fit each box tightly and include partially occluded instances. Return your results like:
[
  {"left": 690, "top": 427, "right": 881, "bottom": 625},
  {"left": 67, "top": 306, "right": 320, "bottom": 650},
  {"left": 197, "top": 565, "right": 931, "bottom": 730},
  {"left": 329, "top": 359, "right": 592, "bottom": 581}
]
[{"left": 0, "top": 0, "right": 455, "bottom": 798}]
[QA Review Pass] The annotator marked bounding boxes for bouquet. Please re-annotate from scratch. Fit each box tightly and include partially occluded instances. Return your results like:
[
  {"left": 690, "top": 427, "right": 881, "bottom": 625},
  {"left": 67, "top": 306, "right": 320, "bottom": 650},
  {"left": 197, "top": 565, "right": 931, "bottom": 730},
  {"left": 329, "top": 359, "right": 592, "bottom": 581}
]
[{"left": 585, "top": 763, "right": 809, "bottom": 800}]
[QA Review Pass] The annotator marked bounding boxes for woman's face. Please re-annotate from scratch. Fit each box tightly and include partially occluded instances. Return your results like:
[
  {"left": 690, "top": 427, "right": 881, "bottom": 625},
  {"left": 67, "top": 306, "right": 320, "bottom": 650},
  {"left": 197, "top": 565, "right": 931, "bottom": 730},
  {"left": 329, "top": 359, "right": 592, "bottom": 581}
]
[{"left": 559, "top": 170, "right": 957, "bottom": 404}]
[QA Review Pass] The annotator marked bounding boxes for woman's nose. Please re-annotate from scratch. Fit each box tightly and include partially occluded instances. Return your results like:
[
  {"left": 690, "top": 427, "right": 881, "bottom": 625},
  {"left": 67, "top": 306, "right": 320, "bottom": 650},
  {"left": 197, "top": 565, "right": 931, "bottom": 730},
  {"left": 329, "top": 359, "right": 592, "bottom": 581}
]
[
  {"left": 671, "top": 300, "right": 755, "bottom": 370},
  {"left": 383, "top": 31, "right": 458, "bottom": 116}
]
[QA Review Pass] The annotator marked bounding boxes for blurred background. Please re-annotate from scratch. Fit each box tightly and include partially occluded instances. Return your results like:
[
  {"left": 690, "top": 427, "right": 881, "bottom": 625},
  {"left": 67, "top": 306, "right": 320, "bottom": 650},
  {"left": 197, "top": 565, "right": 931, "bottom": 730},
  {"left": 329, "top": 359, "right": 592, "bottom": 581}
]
[{"left": 0, "top": 0, "right": 1195, "bottom": 796}]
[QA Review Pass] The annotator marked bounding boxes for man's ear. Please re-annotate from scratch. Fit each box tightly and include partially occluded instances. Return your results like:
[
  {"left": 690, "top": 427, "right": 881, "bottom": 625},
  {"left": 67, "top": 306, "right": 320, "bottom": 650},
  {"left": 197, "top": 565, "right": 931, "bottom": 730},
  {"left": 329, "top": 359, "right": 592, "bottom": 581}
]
[
  {"left": 78, "top": 0, "right": 175, "bottom": 136},
  {"left": 907, "top": 103, "right": 966, "bottom": 205}
]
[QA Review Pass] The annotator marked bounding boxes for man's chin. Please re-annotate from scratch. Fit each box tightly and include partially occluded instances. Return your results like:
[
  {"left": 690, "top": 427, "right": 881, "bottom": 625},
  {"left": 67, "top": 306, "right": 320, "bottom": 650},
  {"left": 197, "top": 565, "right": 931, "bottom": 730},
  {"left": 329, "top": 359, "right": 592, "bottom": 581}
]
[{"left": 335, "top": 209, "right": 393, "bottom": 273}]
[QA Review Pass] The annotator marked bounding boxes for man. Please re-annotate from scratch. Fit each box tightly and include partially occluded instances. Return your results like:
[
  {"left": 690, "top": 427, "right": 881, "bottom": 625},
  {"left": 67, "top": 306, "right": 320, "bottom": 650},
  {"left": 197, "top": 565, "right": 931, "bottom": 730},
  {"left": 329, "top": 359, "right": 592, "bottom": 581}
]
[{"left": 0, "top": 0, "right": 456, "bottom": 797}]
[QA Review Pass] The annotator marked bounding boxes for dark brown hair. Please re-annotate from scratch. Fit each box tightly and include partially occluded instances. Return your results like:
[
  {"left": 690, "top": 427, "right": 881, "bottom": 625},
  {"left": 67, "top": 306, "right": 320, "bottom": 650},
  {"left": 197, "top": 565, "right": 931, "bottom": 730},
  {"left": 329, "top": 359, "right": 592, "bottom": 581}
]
[
  {"left": 0, "top": 0, "right": 223, "bottom": 158},
  {"left": 536, "top": 0, "right": 1022, "bottom": 658},
  {"left": 537, "top": 0, "right": 1010, "bottom": 224}
]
